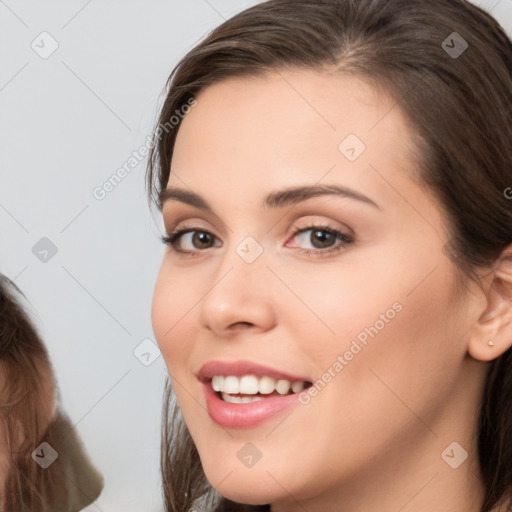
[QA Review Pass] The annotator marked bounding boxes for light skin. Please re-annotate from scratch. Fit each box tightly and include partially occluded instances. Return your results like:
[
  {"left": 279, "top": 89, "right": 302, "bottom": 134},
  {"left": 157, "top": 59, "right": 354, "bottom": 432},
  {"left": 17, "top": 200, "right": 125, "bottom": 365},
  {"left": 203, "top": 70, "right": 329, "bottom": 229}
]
[{"left": 151, "top": 68, "right": 512, "bottom": 512}]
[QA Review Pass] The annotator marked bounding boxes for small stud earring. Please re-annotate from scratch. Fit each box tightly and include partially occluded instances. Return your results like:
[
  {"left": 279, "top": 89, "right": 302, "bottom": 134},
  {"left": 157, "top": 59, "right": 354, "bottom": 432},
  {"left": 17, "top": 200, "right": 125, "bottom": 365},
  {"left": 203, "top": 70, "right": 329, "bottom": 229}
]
[{"left": 489, "top": 339, "right": 495, "bottom": 347}]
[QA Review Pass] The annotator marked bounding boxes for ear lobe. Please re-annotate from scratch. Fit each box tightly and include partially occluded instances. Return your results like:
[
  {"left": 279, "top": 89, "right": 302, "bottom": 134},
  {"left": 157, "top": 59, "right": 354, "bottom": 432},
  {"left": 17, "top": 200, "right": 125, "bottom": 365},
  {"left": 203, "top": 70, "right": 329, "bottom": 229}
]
[{"left": 467, "top": 250, "right": 512, "bottom": 363}]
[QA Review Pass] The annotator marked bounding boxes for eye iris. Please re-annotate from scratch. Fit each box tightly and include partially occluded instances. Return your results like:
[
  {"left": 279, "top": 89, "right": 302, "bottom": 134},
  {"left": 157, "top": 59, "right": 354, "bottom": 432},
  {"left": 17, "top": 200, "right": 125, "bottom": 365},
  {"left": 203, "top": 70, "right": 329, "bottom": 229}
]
[
  {"left": 193, "top": 231, "right": 213, "bottom": 248},
  {"left": 311, "top": 229, "right": 334, "bottom": 248}
]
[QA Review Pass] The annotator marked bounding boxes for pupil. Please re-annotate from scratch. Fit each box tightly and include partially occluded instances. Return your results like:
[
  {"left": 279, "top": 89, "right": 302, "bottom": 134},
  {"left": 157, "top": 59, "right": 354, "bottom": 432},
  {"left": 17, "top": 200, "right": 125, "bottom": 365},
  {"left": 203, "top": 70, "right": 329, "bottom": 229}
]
[
  {"left": 194, "top": 232, "right": 212, "bottom": 248},
  {"left": 312, "top": 230, "right": 334, "bottom": 248}
]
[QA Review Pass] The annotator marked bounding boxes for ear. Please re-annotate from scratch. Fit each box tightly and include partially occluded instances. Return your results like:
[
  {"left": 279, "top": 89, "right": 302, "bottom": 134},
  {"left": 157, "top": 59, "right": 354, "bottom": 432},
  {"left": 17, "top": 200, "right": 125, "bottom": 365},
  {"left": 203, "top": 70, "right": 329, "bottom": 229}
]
[{"left": 468, "top": 245, "right": 512, "bottom": 362}]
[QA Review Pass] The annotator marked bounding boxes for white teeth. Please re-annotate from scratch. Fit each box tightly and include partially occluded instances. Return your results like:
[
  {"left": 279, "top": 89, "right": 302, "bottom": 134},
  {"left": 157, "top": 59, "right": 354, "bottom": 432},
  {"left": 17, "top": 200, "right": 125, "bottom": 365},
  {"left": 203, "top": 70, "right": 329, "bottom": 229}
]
[
  {"left": 212, "top": 375, "right": 224, "bottom": 392},
  {"left": 240, "top": 375, "right": 259, "bottom": 394},
  {"left": 291, "top": 381, "right": 305, "bottom": 393},
  {"left": 275, "top": 379, "right": 291, "bottom": 395},
  {"left": 223, "top": 376, "right": 240, "bottom": 394},
  {"left": 211, "top": 374, "right": 308, "bottom": 398},
  {"left": 259, "top": 376, "right": 276, "bottom": 394},
  {"left": 222, "top": 393, "right": 265, "bottom": 404}
]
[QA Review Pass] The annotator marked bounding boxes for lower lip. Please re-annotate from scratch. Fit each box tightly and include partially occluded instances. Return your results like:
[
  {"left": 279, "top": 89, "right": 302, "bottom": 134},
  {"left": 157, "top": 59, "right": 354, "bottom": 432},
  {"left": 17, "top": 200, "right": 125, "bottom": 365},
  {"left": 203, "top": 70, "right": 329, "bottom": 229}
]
[{"left": 203, "top": 381, "right": 301, "bottom": 429}]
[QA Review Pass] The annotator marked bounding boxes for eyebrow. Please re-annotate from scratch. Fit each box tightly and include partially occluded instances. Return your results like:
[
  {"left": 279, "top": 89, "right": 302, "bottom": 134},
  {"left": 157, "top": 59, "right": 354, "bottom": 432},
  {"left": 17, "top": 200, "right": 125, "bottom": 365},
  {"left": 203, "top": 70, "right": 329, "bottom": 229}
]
[{"left": 159, "top": 184, "right": 381, "bottom": 212}]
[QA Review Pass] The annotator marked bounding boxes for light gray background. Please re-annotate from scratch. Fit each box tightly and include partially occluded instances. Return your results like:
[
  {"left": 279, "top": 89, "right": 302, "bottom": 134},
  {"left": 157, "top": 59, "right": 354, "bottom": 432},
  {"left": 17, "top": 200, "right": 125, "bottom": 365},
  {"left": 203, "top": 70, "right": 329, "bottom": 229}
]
[{"left": 0, "top": 1, "right": 510, "bottom": 511}]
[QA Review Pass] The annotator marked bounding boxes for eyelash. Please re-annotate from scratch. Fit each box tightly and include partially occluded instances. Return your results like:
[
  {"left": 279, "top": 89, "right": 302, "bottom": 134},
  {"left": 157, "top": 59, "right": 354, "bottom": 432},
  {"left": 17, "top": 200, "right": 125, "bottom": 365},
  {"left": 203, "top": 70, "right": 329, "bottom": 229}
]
[{"left": 160, "top": 223, "right": 354, "bottom": 258}]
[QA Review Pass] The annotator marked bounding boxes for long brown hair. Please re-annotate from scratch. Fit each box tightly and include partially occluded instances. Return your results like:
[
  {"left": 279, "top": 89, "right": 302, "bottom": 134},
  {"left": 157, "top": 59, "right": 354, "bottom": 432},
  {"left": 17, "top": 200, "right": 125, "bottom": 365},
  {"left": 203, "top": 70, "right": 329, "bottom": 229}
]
[
  {"left": 0, "top": 274, "right": 104, "bottom": 510},
  {"left": 146, "top": 1, "right": 512, "bottom": 510},
  {"left": 0, "top": 273, "right": 60, "bottom": 509}
]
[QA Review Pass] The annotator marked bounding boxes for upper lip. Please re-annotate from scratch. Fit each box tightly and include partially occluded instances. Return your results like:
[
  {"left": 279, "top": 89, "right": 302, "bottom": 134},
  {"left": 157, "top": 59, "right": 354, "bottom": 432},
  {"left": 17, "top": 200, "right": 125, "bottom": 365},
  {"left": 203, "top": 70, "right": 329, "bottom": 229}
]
[{"left": 198, "top": 360, "right": 312, "bottom": 383}]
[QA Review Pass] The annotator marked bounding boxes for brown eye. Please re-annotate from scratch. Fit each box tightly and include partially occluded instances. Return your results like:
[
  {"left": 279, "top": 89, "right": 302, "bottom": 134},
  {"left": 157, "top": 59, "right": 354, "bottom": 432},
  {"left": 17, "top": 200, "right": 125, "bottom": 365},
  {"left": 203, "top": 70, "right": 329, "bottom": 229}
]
[
  {"left": 286, "top": 225, "right": 354, "bottom": 256},
  {"left": 160, "top": 228, "right": 221, "bottom": 253},
  {"left": 192, "top": 231, "right": 215, "bottom": 249},
  {"left": 295, "top": 228, "right": 338, "bottom": 249},
  {"left": 310, "top": 229, "right": 336, "bottom": 248}
]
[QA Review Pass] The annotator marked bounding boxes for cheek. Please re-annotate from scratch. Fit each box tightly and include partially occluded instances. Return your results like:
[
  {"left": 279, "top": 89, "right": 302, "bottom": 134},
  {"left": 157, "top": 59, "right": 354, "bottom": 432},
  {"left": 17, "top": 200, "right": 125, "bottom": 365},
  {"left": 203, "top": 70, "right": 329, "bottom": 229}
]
[
  {"left": 311, "top": 260, "right": 463, "bottom": 433},
  {"left": 277, "top": 246, "right": 463, "bottom": 434},
  {"left": 151, "top": 264, "right": 196, "bottom": 373}
]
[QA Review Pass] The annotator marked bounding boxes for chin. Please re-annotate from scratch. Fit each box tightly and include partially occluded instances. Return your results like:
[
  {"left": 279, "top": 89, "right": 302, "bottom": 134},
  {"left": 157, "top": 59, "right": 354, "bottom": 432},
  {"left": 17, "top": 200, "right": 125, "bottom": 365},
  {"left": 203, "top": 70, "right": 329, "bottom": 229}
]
[
  {"left": 208, "top": 485, "right": 274, "bottom": 507},
  {"left": 201, "top": 459, "right": 285, "bottom": 505}
]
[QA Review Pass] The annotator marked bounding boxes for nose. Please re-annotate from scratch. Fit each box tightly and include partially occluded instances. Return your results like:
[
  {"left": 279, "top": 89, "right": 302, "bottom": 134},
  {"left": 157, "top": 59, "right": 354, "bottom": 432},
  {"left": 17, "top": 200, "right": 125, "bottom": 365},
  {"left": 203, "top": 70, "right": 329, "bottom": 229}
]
[{"left": 199, "top": 246, "right": 277, "bottom": 337}]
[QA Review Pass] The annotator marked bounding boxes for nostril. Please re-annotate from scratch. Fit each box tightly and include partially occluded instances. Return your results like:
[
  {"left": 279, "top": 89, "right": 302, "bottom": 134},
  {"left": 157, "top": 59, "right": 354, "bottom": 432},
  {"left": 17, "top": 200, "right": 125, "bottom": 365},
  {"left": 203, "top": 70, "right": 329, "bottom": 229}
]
[{"left": 229, "top": 321, "right": 254, "bottom": 329}]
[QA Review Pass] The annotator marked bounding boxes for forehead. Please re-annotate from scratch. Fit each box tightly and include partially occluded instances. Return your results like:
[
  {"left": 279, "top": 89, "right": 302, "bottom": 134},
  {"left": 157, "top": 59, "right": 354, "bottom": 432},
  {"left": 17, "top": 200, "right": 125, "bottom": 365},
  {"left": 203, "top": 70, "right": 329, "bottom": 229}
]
[
  {"left": 167, "top": 69, "right": 431, "bottom": 218},
  {"left": 172, "top": 69, "right": 413, "bottom": 167}
]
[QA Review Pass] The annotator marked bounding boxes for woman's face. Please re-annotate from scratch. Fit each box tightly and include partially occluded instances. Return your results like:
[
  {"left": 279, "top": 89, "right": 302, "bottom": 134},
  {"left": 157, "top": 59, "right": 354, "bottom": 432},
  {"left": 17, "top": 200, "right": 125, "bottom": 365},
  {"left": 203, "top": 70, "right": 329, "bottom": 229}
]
[{"left": 152, "top": 69, "right": 486, "bottom": 508}]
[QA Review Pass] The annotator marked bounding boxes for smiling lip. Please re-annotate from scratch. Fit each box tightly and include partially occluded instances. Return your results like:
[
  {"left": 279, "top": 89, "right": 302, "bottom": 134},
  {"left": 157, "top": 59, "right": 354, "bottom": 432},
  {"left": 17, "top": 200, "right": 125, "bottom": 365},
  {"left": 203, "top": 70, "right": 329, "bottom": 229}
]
[
  {"left": 198, "top": 360, "right": 311, "bottom": 429},
  {"left": 197, "top": 360, "right": 310, "bottom": 383}
]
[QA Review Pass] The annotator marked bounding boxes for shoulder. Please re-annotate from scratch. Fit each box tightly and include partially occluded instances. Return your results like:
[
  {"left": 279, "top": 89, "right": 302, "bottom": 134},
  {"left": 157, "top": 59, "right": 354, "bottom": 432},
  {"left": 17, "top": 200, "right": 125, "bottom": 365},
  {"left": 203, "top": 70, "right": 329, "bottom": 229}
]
[{"left": 35, "top": 409, "right": 105, "bottom": 511}]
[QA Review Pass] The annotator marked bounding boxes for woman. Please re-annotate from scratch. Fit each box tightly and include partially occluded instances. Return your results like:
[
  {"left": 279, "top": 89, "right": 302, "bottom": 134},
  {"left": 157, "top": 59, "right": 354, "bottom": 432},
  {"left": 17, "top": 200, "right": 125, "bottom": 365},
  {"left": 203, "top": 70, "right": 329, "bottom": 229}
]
[
  {"left": 146, "top": 0, "right": 512, "bottom": 510},
  {"left": 0, "top": 274, "right": 104, "bottom": 511}
]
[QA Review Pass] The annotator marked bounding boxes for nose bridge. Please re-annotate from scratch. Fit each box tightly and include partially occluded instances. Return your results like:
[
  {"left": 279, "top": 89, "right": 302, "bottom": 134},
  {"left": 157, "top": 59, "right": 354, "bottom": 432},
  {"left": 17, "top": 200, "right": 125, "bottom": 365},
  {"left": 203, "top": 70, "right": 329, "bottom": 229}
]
[
  {"left": 210, "top": 234, "right": 268, "bottom": 301},
  {"left": 214, "top": 230, "right": 268, "bottom": 281},
  {"left": 199, "top": 233, "right": 274, "bottom": 333}
]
